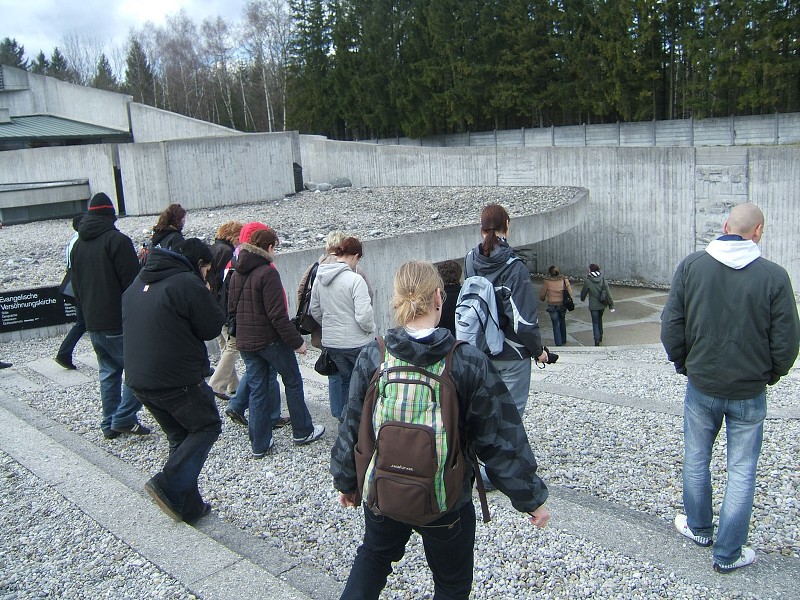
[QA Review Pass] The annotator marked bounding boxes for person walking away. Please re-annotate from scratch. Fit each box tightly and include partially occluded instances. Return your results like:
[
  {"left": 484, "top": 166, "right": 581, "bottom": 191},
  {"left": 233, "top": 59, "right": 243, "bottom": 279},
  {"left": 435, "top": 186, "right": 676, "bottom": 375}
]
[
  {"left": 539, "top": 265, "right": 572, "bottom": 346},
  {"left": 55, "top": 214, "right": 86, "bottom": 369},
  {"left": 229, "top": 227, "right": 324, "bottom": 458},
  {"left": 331, "top": 260, "right": 550, "bottom": 598},
  {"left": 580, "top": 263, "right": 614, "bottom": 346},
  {"left": 299, "top": 231, "right": 374, "bottom": 422},
  {"left": 150, "top": 203, "right": 186, "bottom": 251},
  {"left": 309, "top": 236, "right": 375, "bottom": 422},
  {"left": 122, "top": 239, "right": 226, "bottom": 524},
  {"left": 206, "top": 220, "right": 243, "bottom": 400},
  {"left": 435, "top": 259, "right": 462, "bottom": 336},
  {"left": 70, "top": 192, "right": 149, "bottom": 439},
  {"left": 661, "top": 202, "right": 799, "bottom": 573},
  {"left": 465, "top": 204, "right": 547, "bottom": 417}
]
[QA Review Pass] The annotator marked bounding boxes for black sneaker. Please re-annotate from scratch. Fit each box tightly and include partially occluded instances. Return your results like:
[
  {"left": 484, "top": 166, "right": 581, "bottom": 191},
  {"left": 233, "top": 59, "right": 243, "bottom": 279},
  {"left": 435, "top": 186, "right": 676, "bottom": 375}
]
[
  {"left": 225, "top": 408, "right": 248, "bottom": 427},
  {"left": 111, "top": 422, "right": 151, "bottom": 435},
  {"left": 103, "top": 430, "right": 121, "bottom": 440},
  {"left": 184, "top": 502, "right": 212, "bottom": 525},
  {"left": 54, "top": 356, "right": 77, "bottom": 370},
  {"left": 0, "top": 361, "right": 12, "bottom": 369},
  {"left": 144, "top": 478, "right": 181, "bottom": 522},
  {"left": 272, "top": 416, "right": 291, "bottom": 430}
]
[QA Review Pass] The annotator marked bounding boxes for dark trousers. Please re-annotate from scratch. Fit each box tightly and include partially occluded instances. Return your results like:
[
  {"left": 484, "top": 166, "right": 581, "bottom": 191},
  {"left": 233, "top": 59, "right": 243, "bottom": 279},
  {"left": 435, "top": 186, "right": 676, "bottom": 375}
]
[
  {"left": 133, "top": 381, "right": 221, "bottom": 522},
  {"left": 342, "top": 502, "right": 476, "bottom": 600},
  {"left": 57, "top": 303, "right": 86, "bottom": 361},
  {"left": 590, "top": 308, "right": 605, "bottom": 343}
]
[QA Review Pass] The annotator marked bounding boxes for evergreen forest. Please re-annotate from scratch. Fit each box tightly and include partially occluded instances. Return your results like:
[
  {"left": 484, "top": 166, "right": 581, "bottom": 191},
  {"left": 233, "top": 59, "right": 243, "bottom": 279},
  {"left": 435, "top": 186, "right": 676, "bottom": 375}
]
[{"left": 2, "top": 0, "right": 799, "bottom": 140}]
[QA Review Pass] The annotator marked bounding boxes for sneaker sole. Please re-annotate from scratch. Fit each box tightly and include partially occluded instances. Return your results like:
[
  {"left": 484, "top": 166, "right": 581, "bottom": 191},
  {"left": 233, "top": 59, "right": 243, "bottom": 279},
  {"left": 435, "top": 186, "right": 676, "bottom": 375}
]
[
  {"left": 293, "top": 428, "right": 325, "bottom": 445},
  {"left": 144, "top": 480, "right": 182, "bottom": 522}
]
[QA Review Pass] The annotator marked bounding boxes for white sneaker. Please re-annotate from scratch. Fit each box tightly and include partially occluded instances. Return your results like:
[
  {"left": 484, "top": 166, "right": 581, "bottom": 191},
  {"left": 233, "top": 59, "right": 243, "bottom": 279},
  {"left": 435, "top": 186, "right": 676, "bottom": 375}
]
[
  {"left": 713, "top": 547, "right": 756, "bottom": 573},
  {"left": 674, "top": 514, "right": 712, "bottom": 547},
  {"left": 293, "top": 424, "right": 325, "bottom": 445}
]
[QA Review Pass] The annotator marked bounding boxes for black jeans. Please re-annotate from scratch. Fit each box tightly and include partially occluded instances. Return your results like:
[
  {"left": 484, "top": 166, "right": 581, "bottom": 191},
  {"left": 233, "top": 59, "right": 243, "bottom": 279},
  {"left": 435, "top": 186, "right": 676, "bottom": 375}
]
[
  {"left": 57, "top": 303, "right": 86, "bottom": 361},
  {"left": 132, "top": 381, "right": 221, "bottom": 522},
  {"left": 342, "top": 502, "right": 476, "bottom": 600}
]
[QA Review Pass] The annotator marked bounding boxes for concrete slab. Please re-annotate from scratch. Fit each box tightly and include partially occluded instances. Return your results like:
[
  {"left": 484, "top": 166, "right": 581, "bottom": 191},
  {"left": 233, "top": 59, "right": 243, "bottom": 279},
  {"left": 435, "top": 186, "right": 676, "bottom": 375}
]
[
  {"left": 0, "top": 371, "right": 42, "bottom": 391},
  {"left": 75, "top": 351, "right": 99, "bottom": 371},
  {"left": 28, "top": 357, "right": 93, "bottom": 386}
]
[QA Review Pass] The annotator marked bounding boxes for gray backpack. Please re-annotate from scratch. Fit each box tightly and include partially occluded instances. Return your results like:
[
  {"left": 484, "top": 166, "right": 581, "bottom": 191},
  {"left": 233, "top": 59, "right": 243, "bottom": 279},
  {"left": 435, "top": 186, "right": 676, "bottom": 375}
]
[{"left": 455, "top": 253, "right": 520, "bottom": 356}]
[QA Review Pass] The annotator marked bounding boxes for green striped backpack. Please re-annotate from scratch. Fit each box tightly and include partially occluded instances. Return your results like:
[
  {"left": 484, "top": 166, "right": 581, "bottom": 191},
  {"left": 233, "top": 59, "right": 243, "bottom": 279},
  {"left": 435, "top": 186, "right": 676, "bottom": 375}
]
[{"left": 354, "top": 337, "right": 489, "bottom": 526}]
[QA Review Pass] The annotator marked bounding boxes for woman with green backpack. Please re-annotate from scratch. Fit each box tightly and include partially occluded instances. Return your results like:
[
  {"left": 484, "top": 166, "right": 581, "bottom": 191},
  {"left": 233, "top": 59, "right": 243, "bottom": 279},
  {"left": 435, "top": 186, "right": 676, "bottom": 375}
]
[{"left": 331, "top": 260, "right": 550, "bottom": 599}]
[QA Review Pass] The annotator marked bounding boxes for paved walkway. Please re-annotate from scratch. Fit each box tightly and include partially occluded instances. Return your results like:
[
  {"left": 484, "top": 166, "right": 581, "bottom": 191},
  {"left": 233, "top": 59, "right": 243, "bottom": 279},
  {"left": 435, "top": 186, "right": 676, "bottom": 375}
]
[{"left": 1, "top": 283, "right": 798, "bottom": 599}]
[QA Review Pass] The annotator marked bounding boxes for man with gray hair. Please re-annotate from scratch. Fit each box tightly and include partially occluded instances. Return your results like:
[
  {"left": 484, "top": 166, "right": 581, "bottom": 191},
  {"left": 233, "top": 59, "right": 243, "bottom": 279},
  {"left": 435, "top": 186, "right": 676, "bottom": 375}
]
[{"left": 661, "top": 202, "right": 799, "bottom": 573}]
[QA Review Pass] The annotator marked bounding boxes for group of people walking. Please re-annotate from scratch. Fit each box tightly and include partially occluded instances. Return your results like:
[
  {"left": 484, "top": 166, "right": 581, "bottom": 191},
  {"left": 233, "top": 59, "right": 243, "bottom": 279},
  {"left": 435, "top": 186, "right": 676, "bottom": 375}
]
[{"left": 49, "top": 193, "right": 797, "bottom": 596}]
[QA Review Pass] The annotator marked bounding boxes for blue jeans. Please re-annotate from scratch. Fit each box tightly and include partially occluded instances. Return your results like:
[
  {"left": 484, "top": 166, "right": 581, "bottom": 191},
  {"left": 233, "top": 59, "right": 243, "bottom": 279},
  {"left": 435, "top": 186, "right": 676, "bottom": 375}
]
[
  {"left": 546, "top": 305, "right": 567, "bottom": 346},
  {"left": 328, "top": 371, "right": 344, "bottom": 422},
  {"left": 491, "top": 357, "right": 532, "bottom": 416},
  {"left": 227, "top": 369, "right": 281, "bottom": 422},
  {"left": 342, "top": 502, "right": 476, "bottom": 599},
  {"left": 241, "top": 341, "right": 313, "bottom": 453},
  {"left": 327, "top": 347, "right": 363, "bottom": 422},
  {"left": 89, "top": 330, "right": 142, "bottom": 434},
  {"left": 57, "top": 303, "right": 85, "bottom": 362},
  {"left": 590, "top": 309, "right": 605, "bottom": 343},
  {"left": 132, "top": 382, "right": 221, "bottom": 522},
  {"left": 682, "top": 382, "right": 766, "bottom": 565}
]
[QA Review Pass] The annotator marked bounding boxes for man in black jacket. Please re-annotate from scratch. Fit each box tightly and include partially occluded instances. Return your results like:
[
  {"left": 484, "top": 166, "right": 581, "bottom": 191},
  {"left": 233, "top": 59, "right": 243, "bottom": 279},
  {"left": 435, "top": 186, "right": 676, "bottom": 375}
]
[
  {"left": 122, "top": 239, "right": 226, "bottom": 524},
  {"left": 70, "top": 192, "right": 148, "bottom": 439},
  {"left": 661, "top": 203, "right": 799, "bottom": 574}
]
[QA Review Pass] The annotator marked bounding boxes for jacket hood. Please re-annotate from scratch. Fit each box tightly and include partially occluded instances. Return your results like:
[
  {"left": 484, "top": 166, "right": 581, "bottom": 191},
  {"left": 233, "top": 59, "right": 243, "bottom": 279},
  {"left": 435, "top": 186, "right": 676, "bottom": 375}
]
[
  {"left": 239, "top": 222, "right": 269, "bottom": 244},
  {"left": 235, "top": 243, "right": 273, "bottom": 275},
  {"left": 78, "top": 214, "right": 117, "bottom": 241},
  {"left": 706, "top": 235, "right": 761, "bottom": 269},
  {"left": 469, "top": 239, "right": 514, "bottom": 275},
  {"left": 316, "top": 262, "right": 352, "bottom": 286},
  {"left": 384, "top": 327, "right": 456, "bottom": 367},
  {"left": 139, "top": 248, "right": 194, "bottom": 284},
  {"left": 152, "top": 228, "right": 181, "bottom": 247}
]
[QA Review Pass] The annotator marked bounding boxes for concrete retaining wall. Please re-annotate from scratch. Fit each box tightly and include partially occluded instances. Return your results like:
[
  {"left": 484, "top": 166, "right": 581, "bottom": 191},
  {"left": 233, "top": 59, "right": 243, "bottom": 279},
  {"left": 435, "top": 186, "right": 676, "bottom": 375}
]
[
  {"left": 277, "top": 190, "right": 588, "bottom": 333},
  {"left": 375, "top": 113, "right": 800, "bottom": 148},
  {"left": 119, "top": 132, "right": 300, "bottom": 215},
  {"left": 300, "top": 136, "right": 800, "bottom": 289},
  {"left": 0, "top": 145, "right": 118, "bottom": 208},
  {"left": 129, "top": 103, "right": 243, "bottom": 143}
]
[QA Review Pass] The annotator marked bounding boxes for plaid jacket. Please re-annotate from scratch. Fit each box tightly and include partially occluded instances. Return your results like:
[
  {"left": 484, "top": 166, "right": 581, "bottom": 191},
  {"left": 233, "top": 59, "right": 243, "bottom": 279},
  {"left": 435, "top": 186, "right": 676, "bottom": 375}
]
[{"left": 330, "top": 327, "right": 549, "bottom": 513}]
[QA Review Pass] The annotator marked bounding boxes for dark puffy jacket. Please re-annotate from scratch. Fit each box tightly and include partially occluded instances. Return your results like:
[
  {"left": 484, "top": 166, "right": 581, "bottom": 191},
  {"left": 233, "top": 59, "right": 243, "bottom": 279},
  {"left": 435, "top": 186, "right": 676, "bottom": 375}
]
[
  {"left": 465, "top": 240, "right": 544, "bottom": 360},
  {"left": 331, "top": 327, "right": 549, "bottom": 514},
  {"left": 70, "top": 215, "right": 140, "bottom": 332},
  {"left": 661, "top": 248, "right": 800, "bottom": 399},
  {"left": 122, "top": 248, "right": 225, "bottom": 391},
  {"left": 151, "top": 229, "right": 184, "bottom": 251},
  {"left": 228, "top": 243, "right": 303, "bottom": 352},
  {"left": 208, "top": 238, "right": 234, "bottom": 303}
]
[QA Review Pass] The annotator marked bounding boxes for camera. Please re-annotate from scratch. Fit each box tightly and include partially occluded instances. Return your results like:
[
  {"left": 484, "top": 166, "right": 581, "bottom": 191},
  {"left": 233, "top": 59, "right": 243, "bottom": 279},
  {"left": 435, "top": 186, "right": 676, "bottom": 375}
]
[{"left": 535, "top": 346, "right": 559, "bottom": 367}]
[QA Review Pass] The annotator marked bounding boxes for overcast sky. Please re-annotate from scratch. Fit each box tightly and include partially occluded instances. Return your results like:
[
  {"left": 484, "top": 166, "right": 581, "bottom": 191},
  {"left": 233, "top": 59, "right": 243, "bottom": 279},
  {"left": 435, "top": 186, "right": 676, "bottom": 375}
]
[{"left": 2, "top": 0, "right": 248, "bottom": 63}]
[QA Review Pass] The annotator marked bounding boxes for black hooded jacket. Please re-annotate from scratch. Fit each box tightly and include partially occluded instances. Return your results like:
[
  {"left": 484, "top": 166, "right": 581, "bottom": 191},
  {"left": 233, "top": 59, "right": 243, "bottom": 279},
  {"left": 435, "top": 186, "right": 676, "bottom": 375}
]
[
  {"left": 70, "top": 215, "right": 140, "bottom": 332},
  {"left": 122, "top": 248, "right": 225, "bottom": 391}
]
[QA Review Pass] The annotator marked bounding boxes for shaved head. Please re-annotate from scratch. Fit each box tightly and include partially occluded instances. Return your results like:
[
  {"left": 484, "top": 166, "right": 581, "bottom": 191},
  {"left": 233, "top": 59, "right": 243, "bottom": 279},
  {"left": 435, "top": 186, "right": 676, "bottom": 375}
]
[{"left": 725, "top": 203, "right": 764, "bottom": 239}]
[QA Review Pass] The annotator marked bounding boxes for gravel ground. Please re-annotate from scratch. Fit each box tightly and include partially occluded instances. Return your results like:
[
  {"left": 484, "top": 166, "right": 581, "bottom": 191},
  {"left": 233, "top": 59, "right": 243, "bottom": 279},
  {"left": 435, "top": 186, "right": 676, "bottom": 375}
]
[{"left": 0, "top": 186, "right": 797, "bottom": 598}]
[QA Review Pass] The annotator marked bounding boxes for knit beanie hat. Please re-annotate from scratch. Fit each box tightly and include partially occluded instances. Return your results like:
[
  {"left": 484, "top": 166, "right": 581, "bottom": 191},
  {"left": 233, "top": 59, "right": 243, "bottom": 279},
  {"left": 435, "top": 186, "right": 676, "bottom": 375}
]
[{"left": 88, "top": 192, "right": 116, "bottom": 218}]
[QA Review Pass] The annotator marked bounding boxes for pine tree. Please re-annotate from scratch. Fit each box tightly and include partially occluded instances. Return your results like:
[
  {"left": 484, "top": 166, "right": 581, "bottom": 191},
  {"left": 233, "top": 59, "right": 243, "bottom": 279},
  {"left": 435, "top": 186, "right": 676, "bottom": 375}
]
[
  {"left": 47, "top": 47, "right": 79, "bottom": 82},
  {"left": 0, "top": 37, "right": 28, "bottom": 69},
  {"left": 30, "top": 51, "right": 50, "bottom": 74},
  {"left": 123, "top": 38, "right": 156, "bottom": 105},
  {"left": 92, "top": 54, "right": 119, "bottom": 91}
]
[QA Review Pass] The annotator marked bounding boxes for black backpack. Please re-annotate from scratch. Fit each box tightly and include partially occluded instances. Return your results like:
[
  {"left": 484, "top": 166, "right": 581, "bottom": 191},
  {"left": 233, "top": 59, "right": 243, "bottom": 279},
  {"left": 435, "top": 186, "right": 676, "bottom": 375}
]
[{"left": 291, "top": 262, "right": 319, "bottom": 334}]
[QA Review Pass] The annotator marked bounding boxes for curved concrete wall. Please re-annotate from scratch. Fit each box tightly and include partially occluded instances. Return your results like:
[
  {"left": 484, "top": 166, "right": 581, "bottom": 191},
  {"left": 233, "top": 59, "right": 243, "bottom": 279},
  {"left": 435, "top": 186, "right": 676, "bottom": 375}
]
[{"left": 277, "top": 189, "right": 588, "bottom": 333}]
